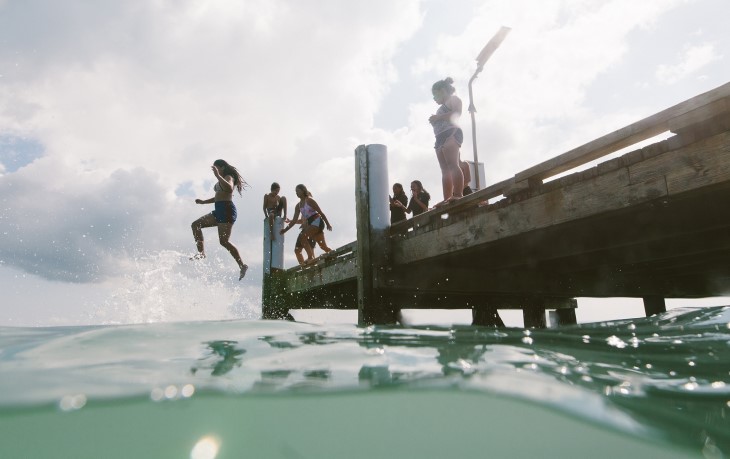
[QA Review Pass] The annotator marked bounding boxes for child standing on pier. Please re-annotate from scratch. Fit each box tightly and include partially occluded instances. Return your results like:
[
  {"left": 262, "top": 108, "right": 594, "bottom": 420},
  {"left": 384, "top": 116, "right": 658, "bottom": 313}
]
[
  {"left": 280, "top": 184, "right": 333, "bottom": 266},
  {"left": 389, "top": 183, "right": 408, "bottom": 224},
  {"left": 405, "top": 180, "right": 430, "bottom": 217}
]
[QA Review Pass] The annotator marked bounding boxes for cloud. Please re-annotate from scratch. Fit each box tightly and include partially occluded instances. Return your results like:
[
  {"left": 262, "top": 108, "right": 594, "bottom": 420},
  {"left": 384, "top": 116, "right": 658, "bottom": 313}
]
[
  {"left": 0, "top": 0, "right": 424, "bottom": 285},
  {"left": 655, "top": 43, "right": 720, "bottom": 85},
  {"left": 0, "top": 159, "right": 186, "bottom": 281}
]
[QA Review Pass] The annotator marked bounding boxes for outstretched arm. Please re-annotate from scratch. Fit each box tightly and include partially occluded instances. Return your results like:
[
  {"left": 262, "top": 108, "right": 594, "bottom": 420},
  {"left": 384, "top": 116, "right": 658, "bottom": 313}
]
[
  {"left": 196, "top": 197, "right": 215, "bottom": 204},
  {"left": 281, "top": 204, "right": 300, "bottom": 234},
  {"left": 308, "top": 199, "right": 332, "bottom": 231}
]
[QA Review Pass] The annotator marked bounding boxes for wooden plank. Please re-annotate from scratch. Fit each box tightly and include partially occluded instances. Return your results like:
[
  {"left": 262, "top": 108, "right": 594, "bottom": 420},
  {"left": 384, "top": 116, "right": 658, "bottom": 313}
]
[
  {"left": 668, "top": 97, "right": 730, "bottom": 132},
  {"left": 628, "top": 131, "right": 730, "bottom": 189},
  {"left": 393, "top": 167, "right": 670, "bottom": 265},
  {"left": 284, "top": 256, "right": 357, "bottom": 293},
  {"left": 514, "top": 82, "right": 730, "bottom": 183}
]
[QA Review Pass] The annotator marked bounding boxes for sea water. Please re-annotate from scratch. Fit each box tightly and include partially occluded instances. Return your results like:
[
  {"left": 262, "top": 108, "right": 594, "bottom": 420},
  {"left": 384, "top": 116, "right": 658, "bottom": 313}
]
[{"left": 1, "top": 307, "right": 729, "bottom": 458}]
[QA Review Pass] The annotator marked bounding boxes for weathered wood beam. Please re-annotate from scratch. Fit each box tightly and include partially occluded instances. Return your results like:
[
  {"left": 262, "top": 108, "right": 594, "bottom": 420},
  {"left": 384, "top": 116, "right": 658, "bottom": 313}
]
[{"left": 514, "top": 83, "right": 730, "bottom": 183}]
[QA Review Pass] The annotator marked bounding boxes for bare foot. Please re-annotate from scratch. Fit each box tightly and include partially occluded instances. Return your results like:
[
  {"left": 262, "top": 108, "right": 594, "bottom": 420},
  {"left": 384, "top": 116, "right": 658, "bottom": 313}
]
[
  {"left": 434, "top": 196, "right": 463, "bottom": 207},
  {"left": 189, "top": 253, "right": 206, "bottom": 261},
  {"left": 239, "top": 264, "right": 248, "bottom": 280}
]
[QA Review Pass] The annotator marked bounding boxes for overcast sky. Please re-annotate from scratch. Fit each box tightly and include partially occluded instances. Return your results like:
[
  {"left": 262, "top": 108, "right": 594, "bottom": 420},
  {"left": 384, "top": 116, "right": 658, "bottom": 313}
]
[{"left": 1, "top": 0, "right": 728, "bottom": 327}]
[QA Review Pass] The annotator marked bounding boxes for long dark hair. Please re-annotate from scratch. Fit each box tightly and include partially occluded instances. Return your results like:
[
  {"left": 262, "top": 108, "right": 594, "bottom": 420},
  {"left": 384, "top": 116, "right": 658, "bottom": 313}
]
[
  {"left": 411, "top": 180, "right": 430, "bottom": 200},
  {"left": 393, "top": 183, "right": 407, "bottom": 199},
  {"left": 213, "top": 159, "right": 249, "bottom": 195},
  {"left": 295, "top": 184, "right": 313, "bottom": 198},
  {"left": 432, "top": 77, "right": 456, "bottom": 95}
]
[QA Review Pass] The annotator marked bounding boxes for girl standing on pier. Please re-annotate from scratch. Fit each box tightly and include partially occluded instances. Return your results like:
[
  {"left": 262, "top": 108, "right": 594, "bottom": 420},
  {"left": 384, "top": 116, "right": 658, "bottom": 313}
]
[
  {"left": 190, "top": 159, "right": 250, "bottom": 280},
  {"left": 280, "top": 184, "right": 333, "bottom": 266},
  {"left": 429, "top": 77, "right": 465, "bottom": 206},
  {"left": 405, "top": 180, "right": 430, "bottom": 217}
]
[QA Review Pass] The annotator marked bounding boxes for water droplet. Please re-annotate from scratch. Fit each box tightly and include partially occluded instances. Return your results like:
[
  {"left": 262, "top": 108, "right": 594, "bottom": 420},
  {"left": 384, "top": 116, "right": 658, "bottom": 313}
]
[
  {"left": 606, "top": 335, "right": 627, "bottom": 349},
  {"left": 521, "top": 336, "right": 533, "bottom": 345},
  {"left": 59, "top": 394, "right": 87, "bottom": 411}
]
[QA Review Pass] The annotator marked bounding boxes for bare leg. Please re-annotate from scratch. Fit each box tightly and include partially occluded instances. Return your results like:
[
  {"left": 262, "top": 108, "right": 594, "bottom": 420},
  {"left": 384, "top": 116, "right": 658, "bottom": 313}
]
[
  {"left": 312, "top": 233, "right": 332, "bottom": 253},
  {"left": 298, "top": 231, "right": 316, "bottom": 263},
  {"left": 191, "top": 213, "right": 218, "bottom": 259},
  {"left": 460, "top": 160, "right": 472, "bottom": 193},
  {"left": 435, "top": 147, "right": 453, "bottom": 202},
  {"left": 443, "top": 136, "right": 464, "bottom": 199},
  {"left": 294, "top": 246, "right": 305, "bottom": 266},
  {"left": 217, "top": 223, "right": 248, "bottom": 279},
  {"left": 268, "top": 214, "right": 275, "bottom": 240}
]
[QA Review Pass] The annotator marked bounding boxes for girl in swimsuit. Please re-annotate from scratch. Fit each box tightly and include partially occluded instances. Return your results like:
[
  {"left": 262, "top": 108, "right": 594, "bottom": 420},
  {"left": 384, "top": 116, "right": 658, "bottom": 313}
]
[
  {"left": 280, "top": 184, "right": 333, "bottom": 266},
  {"left": 191, "top": 159, "right": 250, "bottom": 280},
  {"left": 429, "top": 77, "right": 465, "bottom": 206}
]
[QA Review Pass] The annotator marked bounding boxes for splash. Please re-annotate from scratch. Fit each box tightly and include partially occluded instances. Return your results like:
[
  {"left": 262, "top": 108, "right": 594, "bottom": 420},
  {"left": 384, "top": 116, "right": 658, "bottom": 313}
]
[{"left": 90, "top": 250, "right": 259, "bottom": 324}]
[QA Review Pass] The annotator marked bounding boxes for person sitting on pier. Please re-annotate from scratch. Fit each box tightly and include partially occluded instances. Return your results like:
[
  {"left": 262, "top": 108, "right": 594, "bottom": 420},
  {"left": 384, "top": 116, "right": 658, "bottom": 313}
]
[
  {"left": 429, "top": 77, "right": 465, "bottom": 206},
  {"left": 389, "top": 182, "right": 408, "bottom": 224},
  {"left": 280, "top": 184, "right": 333, "bottom": 266},
  {"left": 405, "top": 180, "right": 430, "bottom": 217},
  {"left": 263, "top": 182, "right": 287, "bottom": 240}
]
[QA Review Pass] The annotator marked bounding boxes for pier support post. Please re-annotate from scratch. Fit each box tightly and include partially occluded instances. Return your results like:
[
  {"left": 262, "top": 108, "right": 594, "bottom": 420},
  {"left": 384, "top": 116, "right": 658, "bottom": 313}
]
[
  {"left": 262, "top": 216, "right": 291, "bottom": 320},
  {"left": 643, "top": 296, "right": 666, "bottom": 317},
  {"left": 472, "top": 306, "right": 505, "bottom": 327},
  {"left": 355, "top": 144, "right": 397, "bottom": 326},
  {"left": 523, "top": 301, "right": 546, "bottom": 329}
]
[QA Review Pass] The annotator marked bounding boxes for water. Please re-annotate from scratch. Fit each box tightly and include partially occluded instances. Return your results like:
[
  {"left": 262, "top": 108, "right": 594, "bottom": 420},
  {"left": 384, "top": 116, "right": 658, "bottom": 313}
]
[{"left": 1, "top": 307, "right": 729, "bottom": 458}]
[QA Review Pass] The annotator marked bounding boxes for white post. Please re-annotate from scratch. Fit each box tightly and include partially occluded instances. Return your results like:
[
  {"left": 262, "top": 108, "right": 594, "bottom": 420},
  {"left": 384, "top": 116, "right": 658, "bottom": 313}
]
[{"left": 263, "top": 216, "right": 284, "bottom": 274}]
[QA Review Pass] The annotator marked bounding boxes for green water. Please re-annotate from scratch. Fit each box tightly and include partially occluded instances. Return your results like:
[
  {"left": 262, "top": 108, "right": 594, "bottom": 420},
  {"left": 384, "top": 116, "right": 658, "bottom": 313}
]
[{"left": 1, "top": 307, "right": 729, "bottom": 458}]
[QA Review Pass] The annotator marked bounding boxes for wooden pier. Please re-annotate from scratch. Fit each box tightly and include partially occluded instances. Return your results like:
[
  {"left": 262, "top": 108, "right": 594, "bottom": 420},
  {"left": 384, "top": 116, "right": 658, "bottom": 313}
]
[{"left": 263, "top": 82, "right": 730, "bottom": 327}]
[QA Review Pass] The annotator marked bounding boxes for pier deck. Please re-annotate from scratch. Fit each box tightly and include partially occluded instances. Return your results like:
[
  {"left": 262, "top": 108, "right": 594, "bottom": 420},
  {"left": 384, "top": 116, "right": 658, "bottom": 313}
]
[{"left": 264, "top": 82, "right": 730, "bottom": 327}]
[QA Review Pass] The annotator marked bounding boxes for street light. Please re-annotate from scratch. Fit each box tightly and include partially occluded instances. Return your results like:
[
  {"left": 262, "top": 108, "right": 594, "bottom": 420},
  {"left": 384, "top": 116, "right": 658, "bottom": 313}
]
[{"left": 467, "top": 26, "right": 511, "bottom": 190}]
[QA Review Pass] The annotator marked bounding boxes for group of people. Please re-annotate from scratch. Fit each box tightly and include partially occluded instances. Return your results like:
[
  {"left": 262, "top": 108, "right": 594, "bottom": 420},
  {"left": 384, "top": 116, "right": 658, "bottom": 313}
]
[
  {"left": 190, "top": 164, "right": 334, "bottom": 278},
  {"left": 189, "top": 76, "right": 471, "bottom": 278}
]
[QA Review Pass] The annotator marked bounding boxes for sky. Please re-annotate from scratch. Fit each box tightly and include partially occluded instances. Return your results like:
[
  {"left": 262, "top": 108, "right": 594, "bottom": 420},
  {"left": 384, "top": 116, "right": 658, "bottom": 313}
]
[{"left": 1, "top": 0, "right": 729, "bottom": 327}]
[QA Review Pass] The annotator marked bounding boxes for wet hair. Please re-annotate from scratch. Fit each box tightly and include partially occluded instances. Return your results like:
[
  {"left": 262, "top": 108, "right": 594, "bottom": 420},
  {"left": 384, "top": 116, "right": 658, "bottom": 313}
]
[
  {"left": 411, "top": 180, "right": 430, "bottom": 200},
  {"left": 432, "top": 77, "right": 456, "bottom": 95},
  {"left": 271, "top": 182, "right": 280, "bottom": 191},
  {"left": 295, "top": 184, "right": 313, "bottom": 197},
  {"left": 213, "top": 159, "right": 249, "bottom": 195}
]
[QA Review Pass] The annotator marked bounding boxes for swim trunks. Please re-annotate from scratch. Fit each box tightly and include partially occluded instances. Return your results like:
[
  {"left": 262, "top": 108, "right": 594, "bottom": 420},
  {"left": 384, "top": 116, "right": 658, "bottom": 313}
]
[{"left": 212, "top": 201, "right": 237, "bottom": 224}]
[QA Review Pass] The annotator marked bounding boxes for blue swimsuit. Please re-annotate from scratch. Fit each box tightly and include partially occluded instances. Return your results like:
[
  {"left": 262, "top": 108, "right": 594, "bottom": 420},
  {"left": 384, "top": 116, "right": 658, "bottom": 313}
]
[{"left": 212, "top": 201, "right": 237, "bottom": 224}]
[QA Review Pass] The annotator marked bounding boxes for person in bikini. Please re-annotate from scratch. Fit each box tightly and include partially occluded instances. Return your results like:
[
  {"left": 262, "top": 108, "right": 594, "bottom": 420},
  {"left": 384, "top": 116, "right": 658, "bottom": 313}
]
[
  {"left": 429, "top": 77, "right": 465, "bottom": 206},
  {"left": 190, "top": 159, "right": 250, "bottom": 280},
  {"left": 262, "top": 182, "right": 287, "bottom": 240},
  {"left": 280, "top": 184, "right": 333, "bottom": 266}
]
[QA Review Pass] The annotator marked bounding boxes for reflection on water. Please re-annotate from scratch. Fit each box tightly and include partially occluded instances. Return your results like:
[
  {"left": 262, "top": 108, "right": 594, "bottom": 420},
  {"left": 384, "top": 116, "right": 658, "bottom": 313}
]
[{"left": 192, "top": 341, "right": 245, "bottom": 376}]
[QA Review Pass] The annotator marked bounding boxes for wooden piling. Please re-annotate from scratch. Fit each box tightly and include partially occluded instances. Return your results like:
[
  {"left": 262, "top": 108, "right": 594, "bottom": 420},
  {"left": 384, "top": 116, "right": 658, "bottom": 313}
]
[
  {"left": 355, "top": 144, "right": 397, "bottom": 325},
  {"left": 262, "top": 216, "right": 290, "bottom": 320},
  {"left": 643, "top": 296, "right": 667, "bottom": 317}
]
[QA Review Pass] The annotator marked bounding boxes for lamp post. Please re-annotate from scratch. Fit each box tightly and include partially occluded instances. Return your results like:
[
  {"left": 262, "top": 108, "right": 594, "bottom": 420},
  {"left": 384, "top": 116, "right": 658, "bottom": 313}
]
[{"left": 468, "top": 26, "right": 511, "bottom": 190}]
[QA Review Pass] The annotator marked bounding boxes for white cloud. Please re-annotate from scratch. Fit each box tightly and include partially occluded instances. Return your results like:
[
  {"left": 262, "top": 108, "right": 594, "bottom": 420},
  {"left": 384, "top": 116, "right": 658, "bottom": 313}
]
[{"left": 655, "top": 43, "right": 720, "bottom": 85}]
